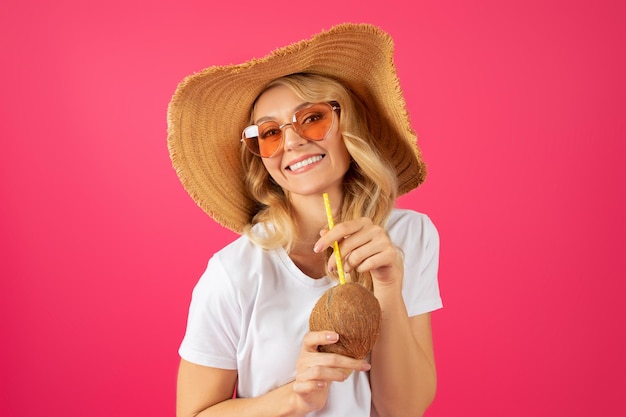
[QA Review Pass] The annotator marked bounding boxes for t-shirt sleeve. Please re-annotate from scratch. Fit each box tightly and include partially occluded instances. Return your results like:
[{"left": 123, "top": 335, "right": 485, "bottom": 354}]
[
  {"left": 178, "top": 256, "right": 240, "bottom": 369},
  {"left": 393, "top": 211, "right": 443, "bottom": 316}
]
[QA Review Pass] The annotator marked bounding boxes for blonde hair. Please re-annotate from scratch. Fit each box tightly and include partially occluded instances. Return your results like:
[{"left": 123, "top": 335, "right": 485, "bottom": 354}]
[{"left": 241, "top": 73, "right": 398, "bottom": 289}]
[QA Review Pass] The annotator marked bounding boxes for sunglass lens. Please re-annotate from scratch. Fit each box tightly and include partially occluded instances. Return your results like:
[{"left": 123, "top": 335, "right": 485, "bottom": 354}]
[
  {"left": 243, "top": 123, "right": 282, "bottom": 157},
  {"left": 295, "top": 104, "right": 333, "bottom": 140}
]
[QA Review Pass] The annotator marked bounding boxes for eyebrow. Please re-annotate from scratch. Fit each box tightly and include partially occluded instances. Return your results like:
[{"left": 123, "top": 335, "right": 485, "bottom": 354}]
[{"left": 254, "top": 102, "right": 313, "bottom": 125}]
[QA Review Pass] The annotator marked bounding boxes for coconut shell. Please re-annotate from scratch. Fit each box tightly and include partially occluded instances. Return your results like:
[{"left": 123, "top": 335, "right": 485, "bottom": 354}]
[{"left": 308, "top": 282, "right": 382, "bottom": 359}]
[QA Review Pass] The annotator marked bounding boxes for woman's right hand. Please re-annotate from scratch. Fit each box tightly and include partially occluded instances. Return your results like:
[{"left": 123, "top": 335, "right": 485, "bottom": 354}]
[{"left": 290, "top": 331, "right": 371, "bottom": 414}]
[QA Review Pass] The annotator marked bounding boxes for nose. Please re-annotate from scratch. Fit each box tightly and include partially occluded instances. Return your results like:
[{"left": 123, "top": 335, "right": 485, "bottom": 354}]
[{"left": 282, "top": 124, "right": 307, "bottom": 152}]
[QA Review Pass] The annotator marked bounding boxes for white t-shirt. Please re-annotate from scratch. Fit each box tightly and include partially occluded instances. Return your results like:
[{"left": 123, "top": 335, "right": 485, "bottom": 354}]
[{"left": 179, "top": 209, "right": 442, "bottom": 416}]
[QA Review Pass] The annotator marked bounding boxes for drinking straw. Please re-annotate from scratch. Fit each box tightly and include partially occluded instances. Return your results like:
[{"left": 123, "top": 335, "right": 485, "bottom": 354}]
[{"left": 322, "top": 192, "right": 346, "bottom": 285}]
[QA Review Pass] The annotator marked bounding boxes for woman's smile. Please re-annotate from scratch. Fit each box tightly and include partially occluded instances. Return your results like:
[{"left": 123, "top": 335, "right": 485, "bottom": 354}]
[{"left": 285, "top": 154, "right": 325, "bottom": 172}]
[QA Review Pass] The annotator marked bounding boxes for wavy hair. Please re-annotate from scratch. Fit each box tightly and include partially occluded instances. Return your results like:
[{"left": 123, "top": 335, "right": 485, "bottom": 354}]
[{"left": 241, "top": 73, "right": 398, "bottom": 290}]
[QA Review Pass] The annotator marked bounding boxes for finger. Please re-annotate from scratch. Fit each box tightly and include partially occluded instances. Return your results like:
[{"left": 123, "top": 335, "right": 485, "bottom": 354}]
[
  {"left": 353, "top": 249, "right": 396, "bottom": 273},
  {"left": 340, "top": 227, "right": 396, "bottom": 271},
  {"left": 314, "top": 219, "right": 365, "bottom": 253},
  {"left": 302, "top": 331, "right": 339, "bottom": 351},
  {"left": 304, "top": 364, "right": 351, "bottom": 381},
  {"left": 299, "top": 358, "right": 370, "bottom": 383},
  {"left": 339, "top": 224, "right": 387, "bottom": 255},
  {"left": 343, "top": 239, "right": 391, "bottom": 271},
  {"left": 312, "top": 352, "right": 372, "bottom": 375},
  {"left": 292, "top": 378, "right": 329, "bottom": 394}
]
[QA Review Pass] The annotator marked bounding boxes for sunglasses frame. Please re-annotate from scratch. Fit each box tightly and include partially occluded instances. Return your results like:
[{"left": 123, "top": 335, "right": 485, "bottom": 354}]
[{"left": 241, "top": 102, "right": 341, "bottom": 158}]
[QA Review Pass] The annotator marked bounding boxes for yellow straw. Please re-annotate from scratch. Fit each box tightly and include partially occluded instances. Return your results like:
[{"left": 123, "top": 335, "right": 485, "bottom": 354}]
[{"left": 322, "top": 193, "right": 346, "bottom": 285}]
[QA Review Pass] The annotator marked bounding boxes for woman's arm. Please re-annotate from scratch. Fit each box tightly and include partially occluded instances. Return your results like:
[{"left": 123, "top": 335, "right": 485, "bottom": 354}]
[
  {"left": 369, "top": 287, "right": 436, "bottom": 417},
  {"left": 176, "top": 331, "right": 371, "bottom": 417},
  {"left": 177, "top": 359, "right": 298, "bottom": 417},
  {"left": 176, "top": 360, "right": 237, "bottom": 417}
]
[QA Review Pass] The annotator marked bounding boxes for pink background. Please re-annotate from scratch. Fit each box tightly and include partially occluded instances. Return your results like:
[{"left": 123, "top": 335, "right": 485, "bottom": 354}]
[{"left": 2, "top": 0, "right": 624, "bottom": 416}]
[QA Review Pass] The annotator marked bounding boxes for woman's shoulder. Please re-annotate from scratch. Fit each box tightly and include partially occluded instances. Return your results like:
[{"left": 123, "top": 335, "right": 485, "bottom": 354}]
[
  {"left": 202, "top": 232, "right": 267, "bottom": 285},
  {"left": 388, "top": 208, "right": 437, "bottom": 234},
  {"left": 387, "top": 208, "right": 439, "bottom": 250},
  {"left": 212, "top": 230, "right": 265, "bottom": 264},
  {"left": 214, "top": 231, "right": 260, "bottom": 257}
]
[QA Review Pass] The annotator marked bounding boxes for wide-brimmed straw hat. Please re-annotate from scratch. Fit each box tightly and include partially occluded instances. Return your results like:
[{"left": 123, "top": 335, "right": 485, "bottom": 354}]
[{"left": 167, "top": 23, "right": 426, "bottom": 234}]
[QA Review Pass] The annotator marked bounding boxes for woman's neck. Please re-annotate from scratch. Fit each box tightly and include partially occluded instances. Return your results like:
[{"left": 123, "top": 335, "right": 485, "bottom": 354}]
[
  {"left": 289, "top": 191, "right": 342, "bottom": 245},
  {"left": 286, "top": 191, "right": 342, "bottom": 278}
]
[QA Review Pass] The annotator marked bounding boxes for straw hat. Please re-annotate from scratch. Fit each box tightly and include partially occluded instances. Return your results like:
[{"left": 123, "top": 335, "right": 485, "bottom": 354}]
[{"left": 167, "top": 23, "right": 426, "bottom": 234}]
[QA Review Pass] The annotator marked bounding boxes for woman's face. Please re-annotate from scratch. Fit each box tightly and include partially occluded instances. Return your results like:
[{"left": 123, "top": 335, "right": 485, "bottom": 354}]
[{"left": 253, "top": 84, "right": 351, "bottom": 198}]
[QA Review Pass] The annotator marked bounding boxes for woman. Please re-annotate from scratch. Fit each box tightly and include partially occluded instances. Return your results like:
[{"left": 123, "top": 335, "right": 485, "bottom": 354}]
[{"left": 168, "top": 24, "right": 442, "bottom": 417}]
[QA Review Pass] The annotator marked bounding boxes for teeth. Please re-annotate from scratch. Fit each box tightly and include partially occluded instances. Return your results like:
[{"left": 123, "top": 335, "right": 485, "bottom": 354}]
[{"left": 289, "top": 155, "right": 323, "bottom": 171}]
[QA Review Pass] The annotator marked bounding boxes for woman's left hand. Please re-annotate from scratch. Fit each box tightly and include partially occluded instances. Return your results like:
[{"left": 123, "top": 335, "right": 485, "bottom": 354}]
[{"left": 314, "top": 217, "right": 403, "bottom": 287}]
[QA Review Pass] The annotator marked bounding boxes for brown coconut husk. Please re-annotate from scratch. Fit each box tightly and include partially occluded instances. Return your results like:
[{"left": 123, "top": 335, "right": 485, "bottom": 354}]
[{"left": 309, "top": 282, "right": 382, "bottom": 359}]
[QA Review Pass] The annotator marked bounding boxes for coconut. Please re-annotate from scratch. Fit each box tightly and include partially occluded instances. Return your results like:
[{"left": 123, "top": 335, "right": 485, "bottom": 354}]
[{"left": 308, "top": 282, "right": 382, "bottom": 359}]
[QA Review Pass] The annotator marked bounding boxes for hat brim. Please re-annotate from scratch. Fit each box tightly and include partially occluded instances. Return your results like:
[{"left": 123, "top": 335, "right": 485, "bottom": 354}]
[{"left": 167, "top": 23, "right": 426, "bottom": 233}]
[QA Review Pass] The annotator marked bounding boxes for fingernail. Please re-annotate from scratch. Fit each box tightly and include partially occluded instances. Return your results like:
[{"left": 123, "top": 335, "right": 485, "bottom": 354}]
[
  {"left": 313, "top": 241, "right": 323, "bottom": 253},
  {"left": 326, "top": 332, "right": 339, "bottom": 342},
  {"left": 361, "top": 362, "right": 372, "bottom": 371},
  {"left": 317, "top": 381, "right": 327, "bottom": 388}
]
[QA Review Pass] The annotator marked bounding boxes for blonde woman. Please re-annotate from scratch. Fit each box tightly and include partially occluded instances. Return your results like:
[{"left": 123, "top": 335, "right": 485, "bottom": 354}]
[{"left": 168, "top": 24, "right": 442, "bottom": 417}]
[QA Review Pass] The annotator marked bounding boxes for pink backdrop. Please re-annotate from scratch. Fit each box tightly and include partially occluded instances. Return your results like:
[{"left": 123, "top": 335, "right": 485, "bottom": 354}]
[{"left": 2, "top": 0, "right": 624, "bottom": 416}]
